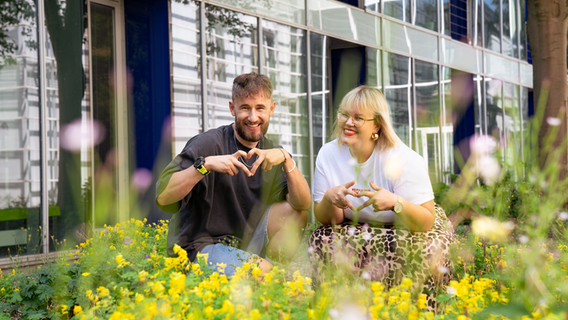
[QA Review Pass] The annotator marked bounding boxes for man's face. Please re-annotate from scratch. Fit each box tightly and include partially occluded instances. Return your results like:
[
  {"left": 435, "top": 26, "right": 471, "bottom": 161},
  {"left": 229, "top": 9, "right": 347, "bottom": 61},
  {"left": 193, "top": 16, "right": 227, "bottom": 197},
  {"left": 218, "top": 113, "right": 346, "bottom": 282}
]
[{"left": 229, "top": 93, "right": 276, "bottom": 146}]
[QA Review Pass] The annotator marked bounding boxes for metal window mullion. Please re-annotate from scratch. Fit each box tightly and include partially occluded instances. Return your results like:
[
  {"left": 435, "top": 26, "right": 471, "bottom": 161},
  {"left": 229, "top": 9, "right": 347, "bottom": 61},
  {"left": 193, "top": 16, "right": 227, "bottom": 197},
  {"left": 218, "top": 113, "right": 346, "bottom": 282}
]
[
  {"left": 258, "top": 17, "right": 264, "bottom": 75},
  {"left": 437, "top": 64, "right": 443, "bottom": 182},
  {"left": 499, "top": 0, "right": 503, "bottom": 54},
  {"left": 481, "top": 0, "right": 485, "bottom": 48},
  {"left": 306, "top": 31, "right": 314, "bottom": 223},
  {"left": 411, "top": 58, "right": 417, "bottom": 151},
  {"left": 37, "top": 0, "right": 49, "bottom": 255},
  {"left": 200, "top": 0, "right": 208, "bottom": 132}
]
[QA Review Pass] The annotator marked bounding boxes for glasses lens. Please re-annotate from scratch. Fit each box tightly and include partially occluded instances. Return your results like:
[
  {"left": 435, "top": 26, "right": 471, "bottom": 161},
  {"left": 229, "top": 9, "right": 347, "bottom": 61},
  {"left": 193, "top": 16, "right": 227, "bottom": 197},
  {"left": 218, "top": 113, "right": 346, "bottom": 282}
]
[{"left": 338, "top": 112, "right": 348, "bottom": 122}]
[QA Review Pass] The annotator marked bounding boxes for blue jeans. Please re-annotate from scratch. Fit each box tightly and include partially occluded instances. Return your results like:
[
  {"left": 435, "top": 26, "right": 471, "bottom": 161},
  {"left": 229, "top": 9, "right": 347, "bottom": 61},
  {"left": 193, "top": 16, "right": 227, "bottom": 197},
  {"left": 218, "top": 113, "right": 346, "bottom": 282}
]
[{"left": 199, "top": 205, "right": 272, "bottom": 276}]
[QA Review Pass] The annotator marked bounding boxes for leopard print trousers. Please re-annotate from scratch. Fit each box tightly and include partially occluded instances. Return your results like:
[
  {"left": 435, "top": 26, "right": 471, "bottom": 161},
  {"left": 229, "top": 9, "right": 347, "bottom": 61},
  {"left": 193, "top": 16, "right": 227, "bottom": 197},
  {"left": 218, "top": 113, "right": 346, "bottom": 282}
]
[{"left": 308, "top": 204, "right": 456, "bottom": 308}]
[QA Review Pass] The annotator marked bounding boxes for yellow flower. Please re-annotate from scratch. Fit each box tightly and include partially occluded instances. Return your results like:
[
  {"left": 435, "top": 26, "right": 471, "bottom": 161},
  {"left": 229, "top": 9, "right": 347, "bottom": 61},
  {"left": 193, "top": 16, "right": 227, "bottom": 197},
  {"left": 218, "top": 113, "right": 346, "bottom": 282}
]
[
  {"left": 97, "top": 286, "right": 110, "bottom": 298},
  {"left": 81, "top": 272, "right": 90, "bottom": 277},
  {"left": 251, "top": 309, "right": 261, "bottom": 319},
  {"left": 60, "top": 304, "right": 68, "bottom": 315},
  {"left": 135, "top": 293, "right": 144, "bottom": 303},
  {"left": 73, "top": 305, "right": 83, "bottom": 315},
  {"left": 115, "top": 254, "right": 130, "bottom": 267},
  {"left": 138, "top": 270, "right": 148, "bottom": 282}
]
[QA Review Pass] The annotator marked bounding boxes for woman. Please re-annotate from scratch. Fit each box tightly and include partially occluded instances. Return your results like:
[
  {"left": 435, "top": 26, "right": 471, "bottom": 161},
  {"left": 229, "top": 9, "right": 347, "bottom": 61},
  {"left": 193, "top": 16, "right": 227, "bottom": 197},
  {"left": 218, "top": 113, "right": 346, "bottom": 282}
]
[{"left": 308, "top": 86, "right": 456, "bottom": 305}]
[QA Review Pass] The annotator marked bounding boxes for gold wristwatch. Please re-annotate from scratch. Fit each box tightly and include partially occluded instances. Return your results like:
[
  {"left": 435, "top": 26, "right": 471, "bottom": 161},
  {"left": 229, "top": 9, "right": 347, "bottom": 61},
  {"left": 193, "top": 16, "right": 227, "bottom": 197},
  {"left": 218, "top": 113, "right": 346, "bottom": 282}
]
[{"left": 393, "top": 195, "right": 403, "bottom": 215}]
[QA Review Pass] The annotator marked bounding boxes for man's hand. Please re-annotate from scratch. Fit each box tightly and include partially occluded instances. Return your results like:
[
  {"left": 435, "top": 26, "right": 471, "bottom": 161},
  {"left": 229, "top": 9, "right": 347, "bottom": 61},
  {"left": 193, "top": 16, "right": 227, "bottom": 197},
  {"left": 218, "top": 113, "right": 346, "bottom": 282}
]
[
  {"left": 324, "top": 180, "right": 358, "bottom": 210},
  {"left": 247, "top": 148, "right": 287, "bottom": 175},
  {"left": 205, "top": 150, "right": 252, "bottom": 176}
]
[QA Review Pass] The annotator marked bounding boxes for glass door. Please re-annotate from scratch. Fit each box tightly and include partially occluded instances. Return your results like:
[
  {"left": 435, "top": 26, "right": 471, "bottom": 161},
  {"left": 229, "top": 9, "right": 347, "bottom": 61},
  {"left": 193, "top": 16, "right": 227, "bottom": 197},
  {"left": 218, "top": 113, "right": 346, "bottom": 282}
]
[{"left": 88, "top": 0, "right": 128, "bottom": 229}]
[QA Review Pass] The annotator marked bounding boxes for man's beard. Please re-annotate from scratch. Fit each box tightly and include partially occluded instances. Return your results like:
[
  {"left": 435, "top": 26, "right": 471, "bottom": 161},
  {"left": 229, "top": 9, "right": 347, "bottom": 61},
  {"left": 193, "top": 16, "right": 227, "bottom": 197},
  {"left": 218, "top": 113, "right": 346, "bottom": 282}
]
[{"left": 235, "top": 121, "right": 269, "bottom": 143}]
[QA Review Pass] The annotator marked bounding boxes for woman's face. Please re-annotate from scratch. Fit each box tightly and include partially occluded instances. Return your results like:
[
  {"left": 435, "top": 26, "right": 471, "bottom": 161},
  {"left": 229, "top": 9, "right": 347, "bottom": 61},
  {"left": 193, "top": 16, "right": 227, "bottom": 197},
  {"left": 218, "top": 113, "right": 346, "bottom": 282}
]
[{"left": 338, "top": 107, "right": 380, "bottom": 149}]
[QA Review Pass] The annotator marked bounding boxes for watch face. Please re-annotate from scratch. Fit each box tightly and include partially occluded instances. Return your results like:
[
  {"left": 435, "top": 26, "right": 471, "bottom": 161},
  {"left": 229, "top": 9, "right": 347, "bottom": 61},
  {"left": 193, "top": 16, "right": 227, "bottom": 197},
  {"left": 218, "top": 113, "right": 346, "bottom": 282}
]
[{"left": 394, "top": 202, "right": 403, "bottom": 214}]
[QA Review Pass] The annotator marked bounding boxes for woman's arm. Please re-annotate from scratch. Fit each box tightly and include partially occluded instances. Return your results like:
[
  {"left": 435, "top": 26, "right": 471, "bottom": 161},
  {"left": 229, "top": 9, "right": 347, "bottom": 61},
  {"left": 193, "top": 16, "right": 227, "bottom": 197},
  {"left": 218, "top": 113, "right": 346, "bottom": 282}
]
[
  {"left": 314, "top": 181, "right": 359, "bottom": 225},
  {"left": 358, "top": 181, "right": 435, "bottom": 232}
]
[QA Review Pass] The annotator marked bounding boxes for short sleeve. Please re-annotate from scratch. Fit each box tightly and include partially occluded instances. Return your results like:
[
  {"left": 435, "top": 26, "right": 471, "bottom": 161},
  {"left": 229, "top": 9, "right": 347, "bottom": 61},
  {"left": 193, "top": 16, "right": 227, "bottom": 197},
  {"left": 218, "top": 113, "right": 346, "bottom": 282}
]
[
  {"left": 312, "top": 153, "right": 330, "bottom": 203},
  {"left": 391, "top": 151, "right": 434, "bottom": 205}
]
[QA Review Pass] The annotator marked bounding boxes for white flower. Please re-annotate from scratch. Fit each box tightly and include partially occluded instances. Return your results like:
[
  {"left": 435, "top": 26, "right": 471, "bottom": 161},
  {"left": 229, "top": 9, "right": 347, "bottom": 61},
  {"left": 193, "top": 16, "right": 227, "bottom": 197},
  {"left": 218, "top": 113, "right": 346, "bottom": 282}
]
[
  {"left": 347, "top": 227, "right": 356, "bottom": 236},
  {"left": 558, "top": 212, "right": 568, "bottom": 220},
  {"left": 519, "top": 235, "right": 529, "bottom": 244},
  {"left": 470, "top": 134, "right": 497, "bottom": 156},
  {"left": 361, "top": 271, "right": 371, "bottom": 280},
  {"left": 329, "top": 309, "right": 339, "bottom": 318},
  {"left": 307, "top": 246, "right": 315, "bottom": 254},
  {"left": 437, "top": 266, "right": 449, "bottom": 274},
  {"left": 362, "top": 232, "right": 372, "bottom": 241},
  {"left": 447, "top": 286, "right": 457, "bottom": 295},
  {"left": 60, "top": 119, "right": 106, "bottom": 152},
  {"left": 476, "top": 155, "right": 501, "bottom": 185},
  {"left": 547, "top": 117, "right": 561, "bottom": 126},
  {"left": 472, "top": 216, "right": 513, "bottom": 242}
]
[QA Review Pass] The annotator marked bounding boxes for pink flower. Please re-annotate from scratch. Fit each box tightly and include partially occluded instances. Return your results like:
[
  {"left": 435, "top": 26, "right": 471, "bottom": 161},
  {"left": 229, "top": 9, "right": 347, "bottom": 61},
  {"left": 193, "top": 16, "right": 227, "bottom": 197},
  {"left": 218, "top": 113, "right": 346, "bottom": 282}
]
[
  {"left": 124, "top": 236, "right": 132, "bottom": 245},
  {"left": 131, "top": 168, "right": 153, "bottom": 193},
  {"left": 60, "top": 119, "right": 106, "bottom": 152}
]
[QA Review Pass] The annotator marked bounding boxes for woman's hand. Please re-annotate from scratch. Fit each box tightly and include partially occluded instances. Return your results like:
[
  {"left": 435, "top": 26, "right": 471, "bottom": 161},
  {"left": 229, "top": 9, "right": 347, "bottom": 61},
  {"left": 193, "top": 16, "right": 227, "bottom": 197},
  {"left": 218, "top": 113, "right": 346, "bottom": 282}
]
[
  {"left": 357, "top": 181, "right": 398, "bottom": 212},
  {"left": 324, "top": 180, "right": 359, "bottom": 210}
]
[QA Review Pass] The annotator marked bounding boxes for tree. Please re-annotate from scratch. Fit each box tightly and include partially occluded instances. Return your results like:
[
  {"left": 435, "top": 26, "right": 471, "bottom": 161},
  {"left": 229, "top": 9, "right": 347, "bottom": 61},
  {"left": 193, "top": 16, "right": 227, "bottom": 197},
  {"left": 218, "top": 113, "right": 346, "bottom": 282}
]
[{"left": 527, "top": 0, "right": 568, "bottom": 176}]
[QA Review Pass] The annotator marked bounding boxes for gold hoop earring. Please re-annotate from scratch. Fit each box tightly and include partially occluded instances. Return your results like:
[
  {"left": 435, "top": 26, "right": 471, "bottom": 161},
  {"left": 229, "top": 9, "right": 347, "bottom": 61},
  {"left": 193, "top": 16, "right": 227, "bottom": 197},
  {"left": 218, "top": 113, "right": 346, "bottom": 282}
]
[{"left": 371, "top": 132, "right": 379, "bottom": 141}]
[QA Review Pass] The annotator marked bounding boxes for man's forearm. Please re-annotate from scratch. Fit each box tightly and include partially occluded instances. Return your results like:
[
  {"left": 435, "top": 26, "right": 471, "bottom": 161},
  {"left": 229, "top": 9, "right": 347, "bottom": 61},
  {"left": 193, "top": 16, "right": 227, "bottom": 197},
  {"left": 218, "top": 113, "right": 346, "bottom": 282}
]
[
  {"left": 156, "top": 167, "right": 204, "bottom": 206},
  {"left": 283, "top": 160, "right": 311, "bottom": 211}
]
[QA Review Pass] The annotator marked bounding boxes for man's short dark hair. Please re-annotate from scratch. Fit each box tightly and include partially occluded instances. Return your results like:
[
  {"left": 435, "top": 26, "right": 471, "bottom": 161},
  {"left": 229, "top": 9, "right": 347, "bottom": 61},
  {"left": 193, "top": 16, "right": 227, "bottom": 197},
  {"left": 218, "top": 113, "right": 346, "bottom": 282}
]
[{"left": 232, "top": 72, "right": 273, "bottom": 101}]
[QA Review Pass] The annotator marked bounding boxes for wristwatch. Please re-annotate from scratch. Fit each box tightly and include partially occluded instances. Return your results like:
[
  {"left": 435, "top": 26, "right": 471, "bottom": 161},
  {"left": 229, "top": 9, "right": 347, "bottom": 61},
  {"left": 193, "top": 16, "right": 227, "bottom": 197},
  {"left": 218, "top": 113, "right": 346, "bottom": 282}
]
[
  {"left": 393, "top": 195, "right": 403, "bottom": 215},
  {"left": 194, "top": 157, "right": 210, "bottom": 175}
]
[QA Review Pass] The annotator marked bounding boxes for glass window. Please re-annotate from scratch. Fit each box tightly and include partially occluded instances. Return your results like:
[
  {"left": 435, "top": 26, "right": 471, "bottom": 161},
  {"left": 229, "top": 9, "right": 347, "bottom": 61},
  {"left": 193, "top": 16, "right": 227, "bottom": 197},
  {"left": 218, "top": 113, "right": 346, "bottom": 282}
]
[
  {"left": 503, "top": 82, "right": 520, "bottom": 164},
  {"left": 484, "top": 0, "right": 501, "bottom": 53},
  {"left": 212, "top": 0, "right": 305, "bottom": 25},
  {"left": 441, "top": 67, "right": 453, "bottom": 180},
  {"left": 365, "top": 0, "right": 381, "bottom": 12},
  {"left": 472, "top": 0, "right": 483, "bottom": 47},
  {"left": 415, "top": 0, "right": 437, "bottom": 32},
  {"left": 310, "top": 33, "right": 330, "bottom": 155},
  {"left": 261, "top": 20, "right": 309, "bottom": 180},
  {"left": 442, "top": 0, "right": 451, "bottom": 36},
  {"left": 205, "top": 7, "right": 258, "bottom": 130},
  {"left": 485, "top": 78, "right": 504, "bottom": 158},
  {"left": 170, "top": 0, "right": 201, "bottom": 154},
  {"left": 366, "top": 48, "right": 381, "bottom": 89},
  {"left": 520, "top": 86, "right": 530, "bottom": 163},
  {"left": 473, "top": 75, "right": 485, "bottom": 135},
  {"left": 502, "top": 0, "right": 518, "bottom": 58},
  {"left": 519, "top": 0, "right": 527, "bottom": 61},
  {"left": 384, "top": 0, "right": 411, "bottom": 23},
  {"left": 0, "top": 3, "right": 42, "bottom": 258},
  {"left": 383, "top": 52, "right": 412, "bottom": 147},
  {"left": 414, "top": 60, "right": 440, "bottom": 181}
]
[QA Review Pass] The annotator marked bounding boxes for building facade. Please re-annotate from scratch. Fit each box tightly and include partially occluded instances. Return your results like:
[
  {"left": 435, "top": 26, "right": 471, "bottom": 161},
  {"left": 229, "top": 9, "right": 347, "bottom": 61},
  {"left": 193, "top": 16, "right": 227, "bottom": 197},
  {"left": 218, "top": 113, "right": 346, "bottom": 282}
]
[{"left": 0, "top": 0, "right": 532, "bottom": 266}]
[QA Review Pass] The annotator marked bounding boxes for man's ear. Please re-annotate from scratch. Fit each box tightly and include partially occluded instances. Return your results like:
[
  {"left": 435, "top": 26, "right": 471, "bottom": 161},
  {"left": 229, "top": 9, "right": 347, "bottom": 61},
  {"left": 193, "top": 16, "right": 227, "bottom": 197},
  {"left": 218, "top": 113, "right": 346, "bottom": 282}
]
[
  {"left": 229, "top": 101, "right": 236, "bottom": 116},
  {"left": 269, "top": 101, "right": 276, "bottom": 116}
]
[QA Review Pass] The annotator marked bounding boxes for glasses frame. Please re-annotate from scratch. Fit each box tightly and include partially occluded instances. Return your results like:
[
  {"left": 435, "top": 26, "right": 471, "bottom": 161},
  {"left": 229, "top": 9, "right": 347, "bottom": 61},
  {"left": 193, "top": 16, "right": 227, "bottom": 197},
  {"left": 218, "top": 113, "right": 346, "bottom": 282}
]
[{"left": 337, "top": 112, "right": 376, "bottom": 128}]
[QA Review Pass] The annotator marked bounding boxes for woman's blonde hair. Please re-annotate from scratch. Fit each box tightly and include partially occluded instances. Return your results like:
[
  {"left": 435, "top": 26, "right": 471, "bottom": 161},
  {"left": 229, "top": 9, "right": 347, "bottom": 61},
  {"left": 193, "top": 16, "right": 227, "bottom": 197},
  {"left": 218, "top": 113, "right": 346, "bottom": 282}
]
[{"left": 332, "top": 85, "right": 402, "bottom": 151}]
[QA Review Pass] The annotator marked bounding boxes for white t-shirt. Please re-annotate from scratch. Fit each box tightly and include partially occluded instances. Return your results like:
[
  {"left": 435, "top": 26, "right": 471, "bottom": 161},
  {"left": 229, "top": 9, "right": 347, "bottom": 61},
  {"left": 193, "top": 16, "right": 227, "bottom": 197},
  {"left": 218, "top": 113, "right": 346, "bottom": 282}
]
[{"left": 313, "top": 139, "right": 434, "bottom": 224}]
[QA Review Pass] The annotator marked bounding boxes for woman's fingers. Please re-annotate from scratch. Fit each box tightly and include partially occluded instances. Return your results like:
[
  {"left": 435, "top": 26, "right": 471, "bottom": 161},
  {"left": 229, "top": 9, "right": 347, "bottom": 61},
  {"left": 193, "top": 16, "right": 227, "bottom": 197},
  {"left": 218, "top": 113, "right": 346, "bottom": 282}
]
[{"left": 369, "top": 180, "right": 381, "bottom": 191}]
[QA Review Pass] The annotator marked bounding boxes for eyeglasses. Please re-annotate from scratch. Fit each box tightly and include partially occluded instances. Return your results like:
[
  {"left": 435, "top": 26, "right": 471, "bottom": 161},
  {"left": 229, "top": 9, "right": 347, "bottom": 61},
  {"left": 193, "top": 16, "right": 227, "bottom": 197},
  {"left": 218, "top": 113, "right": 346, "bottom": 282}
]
[{"left": 337, "top": 112, "right": 375, "bottom": 128}]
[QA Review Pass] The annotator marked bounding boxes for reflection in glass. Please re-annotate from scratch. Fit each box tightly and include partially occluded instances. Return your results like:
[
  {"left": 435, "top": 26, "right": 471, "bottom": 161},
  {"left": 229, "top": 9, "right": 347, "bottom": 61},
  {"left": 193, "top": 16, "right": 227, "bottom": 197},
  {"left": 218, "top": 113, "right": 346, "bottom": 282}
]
[
  {"left": 205, "top": 7, "right": 258, "bottom": 130},
  {"left": 415, "top": 60, "right": 440, "bottom": 181},
  {"left": 365, "top": 0, "right": 381, "bottom": 12},
  {"left": 383, "top": 52, "right": 411, "bottom": 147},
  {"left": 442, "top": 0, "right": 451, "bottom": 36},
  {"left": 472, "top": 0, "right": 483, "bottom": 46},
  {"left": 484, "top": 0, "right": 501, "bottom": 52},
  {"left": 261, "top": 20, "right": 308, "bottom": 180},
  {"left": 170, "top": 1, "right": 201, "bottom": 153},
  {"left": 414, "top": 0, "right": 437, "bottom": 31},
  {"left": 502, "top": 0, "right": 518, "bottom": 58},
  {"left": 441, "top": 67, "right": 453, "bottom": 181},
  {"left": 485, "top": 78, "right": 503, "bottom": 158},
  {"left": 519, "top": 0, "right": 527, "bottom": 60},
  {"left": 310, "top": 33, "right": 330, "bottom": 155},
  {"left": 520, "top": 86, "right": 530, "bottom": 163},
  {"left": 0, "top": 4, "right": 42, "bottom": 257},
  {"left": 384, "top": 0, "right": 411, "bottom": 23},
  {"left": 366, "top": 48, "right": 381, "bottom": 89},
  {"left": 212, "top": 0, "right": 305, "bottom": 25},
  {"left": 473, "top": 75, "right": 485, "bottom": 135},
  {"left": 503, "top": 82, "right": 520, "bottom": 164}
]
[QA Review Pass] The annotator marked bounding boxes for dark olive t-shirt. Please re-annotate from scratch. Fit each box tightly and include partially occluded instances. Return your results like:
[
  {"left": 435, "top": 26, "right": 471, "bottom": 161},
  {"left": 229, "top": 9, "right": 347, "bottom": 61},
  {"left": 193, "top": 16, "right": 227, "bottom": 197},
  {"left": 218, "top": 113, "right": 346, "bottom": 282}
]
[{"left": 156, "top": 124, "right": 288, "bottom": 261}]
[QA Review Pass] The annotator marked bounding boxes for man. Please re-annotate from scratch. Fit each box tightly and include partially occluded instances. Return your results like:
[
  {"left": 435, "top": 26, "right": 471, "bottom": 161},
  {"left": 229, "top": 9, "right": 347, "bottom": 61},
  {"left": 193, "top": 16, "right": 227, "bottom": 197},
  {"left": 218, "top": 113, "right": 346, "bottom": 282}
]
[{"left": 156, "top": 72, "right": 311, "bottom": 275}]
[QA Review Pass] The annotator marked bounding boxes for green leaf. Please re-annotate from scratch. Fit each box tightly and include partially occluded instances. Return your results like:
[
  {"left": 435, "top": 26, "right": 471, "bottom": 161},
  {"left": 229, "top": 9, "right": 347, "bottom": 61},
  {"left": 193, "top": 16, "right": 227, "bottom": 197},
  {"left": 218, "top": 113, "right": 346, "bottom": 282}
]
[
  {"left": 473, "top": 303, "right": 529, "bottom": 320},
  {"left": 436, "top": 294, "right": 453, "bottom": 302}
]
